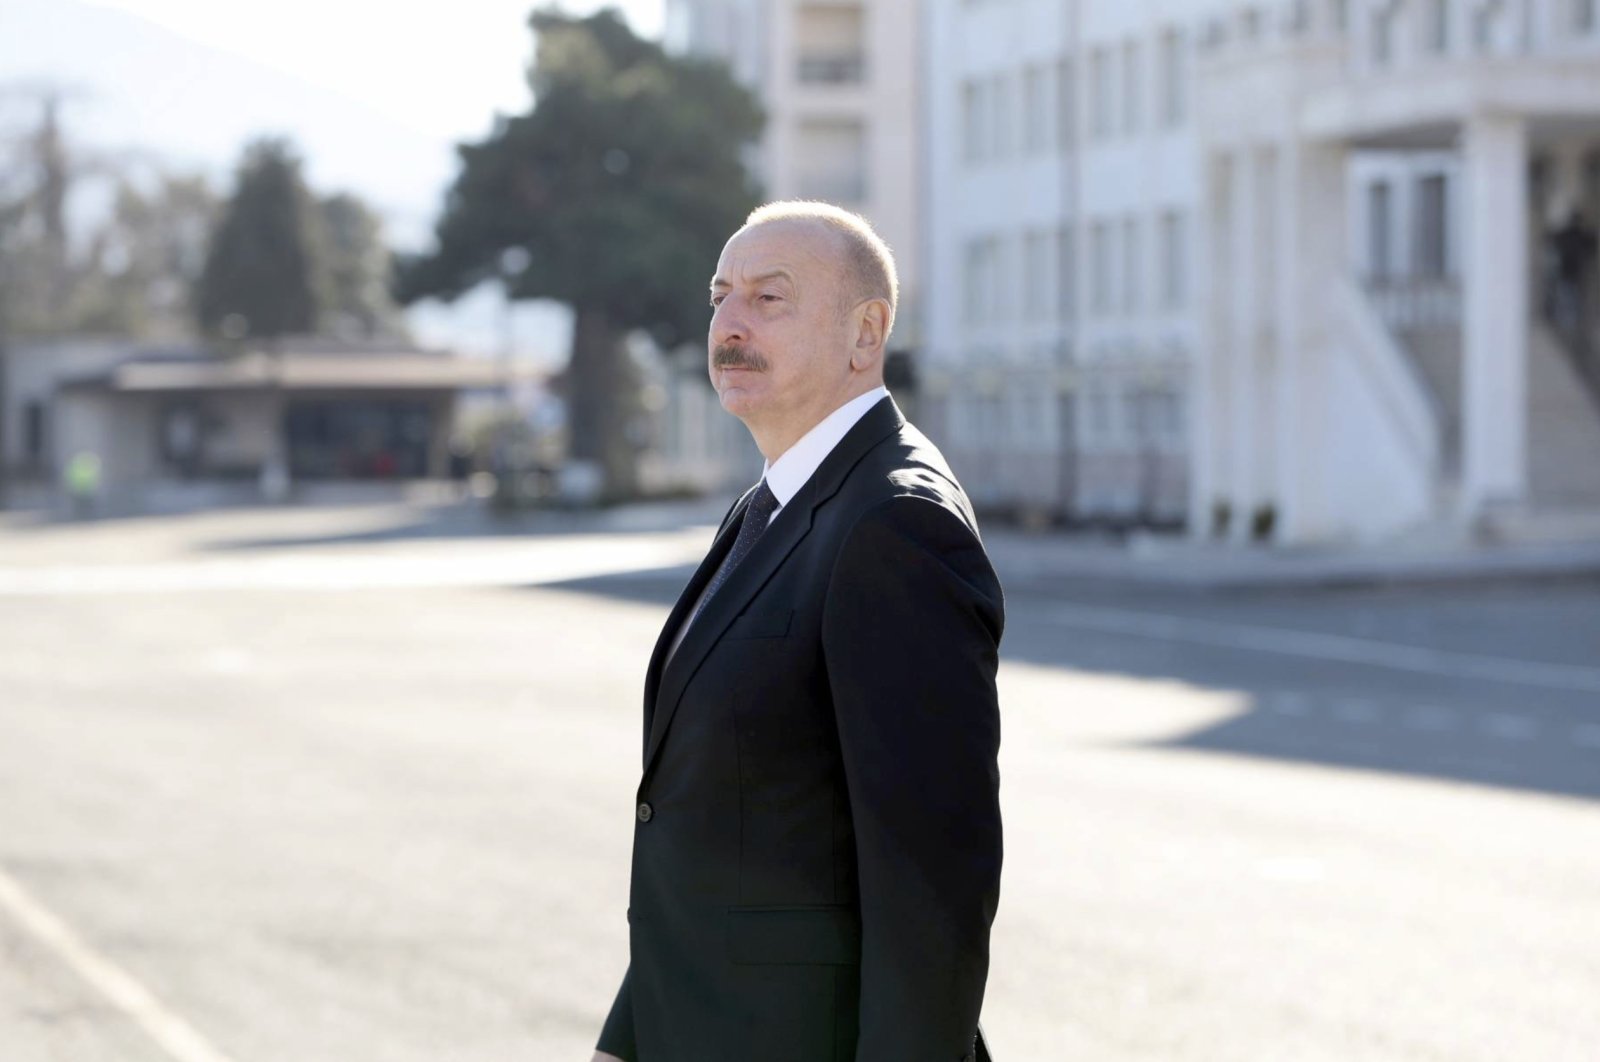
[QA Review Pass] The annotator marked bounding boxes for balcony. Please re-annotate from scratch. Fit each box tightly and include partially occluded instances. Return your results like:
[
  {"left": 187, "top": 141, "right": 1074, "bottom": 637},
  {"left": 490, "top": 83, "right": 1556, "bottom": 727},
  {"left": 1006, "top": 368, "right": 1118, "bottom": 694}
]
[{"left": 797, "top": 51, "right": 866, "bottom": 85}]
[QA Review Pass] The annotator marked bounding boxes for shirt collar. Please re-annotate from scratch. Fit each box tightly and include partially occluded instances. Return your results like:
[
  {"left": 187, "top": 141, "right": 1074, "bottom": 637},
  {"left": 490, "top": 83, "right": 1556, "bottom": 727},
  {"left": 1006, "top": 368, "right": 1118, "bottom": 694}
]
[{"left": 762, "top": 386, "right": 890, "bottom": 509}]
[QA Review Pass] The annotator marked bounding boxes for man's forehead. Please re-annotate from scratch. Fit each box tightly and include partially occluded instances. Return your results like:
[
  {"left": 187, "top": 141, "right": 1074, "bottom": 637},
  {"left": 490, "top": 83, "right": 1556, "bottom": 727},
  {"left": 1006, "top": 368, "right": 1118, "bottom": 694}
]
[{"left": 713, "top": 219, "right": 839, "bottom": 285}]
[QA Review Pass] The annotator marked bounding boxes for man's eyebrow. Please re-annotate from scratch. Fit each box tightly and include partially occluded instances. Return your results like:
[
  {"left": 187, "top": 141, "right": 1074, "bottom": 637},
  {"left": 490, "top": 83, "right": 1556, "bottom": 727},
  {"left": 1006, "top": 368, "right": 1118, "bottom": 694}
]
[{"left": 710, "top": 269, "right": 795, "bottom": 291}]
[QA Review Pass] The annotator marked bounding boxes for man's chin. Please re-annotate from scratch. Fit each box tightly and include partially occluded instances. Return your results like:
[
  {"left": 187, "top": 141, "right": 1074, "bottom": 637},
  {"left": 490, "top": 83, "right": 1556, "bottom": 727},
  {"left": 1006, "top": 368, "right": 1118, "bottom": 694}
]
[{"left": 716, "top": 386, "right": 761, "bottom": 419}]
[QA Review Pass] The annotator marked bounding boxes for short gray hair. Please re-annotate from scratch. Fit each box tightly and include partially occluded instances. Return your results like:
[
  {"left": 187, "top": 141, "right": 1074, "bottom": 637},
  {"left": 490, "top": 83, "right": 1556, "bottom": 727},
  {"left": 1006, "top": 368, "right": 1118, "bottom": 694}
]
[{"left": 742, "top": 200, "right": 899, "bottom": 331}]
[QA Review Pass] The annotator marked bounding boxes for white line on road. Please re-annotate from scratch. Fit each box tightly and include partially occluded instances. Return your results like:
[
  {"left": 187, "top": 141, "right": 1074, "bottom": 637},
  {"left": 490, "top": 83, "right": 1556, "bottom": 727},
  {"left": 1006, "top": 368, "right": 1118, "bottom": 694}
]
[
  {"left": 1043, "top": 603, "right": 1600, "bottom": 697},
  {"left": 0, "top": 865, "right": 236, "bottom": 1062},
  {"left": 1401, "top": 705, "right": 1457, "bottom": 731},
  {"left": 1331, "top": 699, "right": 1381, "bottom": 724},
  {"left": 1480, "top": 713, "right": 1540, "bottom": 741}
]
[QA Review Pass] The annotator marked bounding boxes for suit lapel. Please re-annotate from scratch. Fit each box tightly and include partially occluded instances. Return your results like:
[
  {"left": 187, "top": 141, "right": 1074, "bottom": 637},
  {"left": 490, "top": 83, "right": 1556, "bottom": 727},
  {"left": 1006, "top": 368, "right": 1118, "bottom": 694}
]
[
  {"left": 639, "top": 484, "right": 755, "bottom": 764},
  {"left": 641, "top": 395, "right": 906, "bottom": 775}
]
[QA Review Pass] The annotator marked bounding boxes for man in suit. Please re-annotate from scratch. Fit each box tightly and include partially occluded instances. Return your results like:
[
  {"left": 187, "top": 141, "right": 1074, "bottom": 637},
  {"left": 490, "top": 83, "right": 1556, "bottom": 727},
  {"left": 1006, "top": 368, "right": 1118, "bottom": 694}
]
[{"left": 593, "top": 201, "right": 1004, "bottom": 1062}]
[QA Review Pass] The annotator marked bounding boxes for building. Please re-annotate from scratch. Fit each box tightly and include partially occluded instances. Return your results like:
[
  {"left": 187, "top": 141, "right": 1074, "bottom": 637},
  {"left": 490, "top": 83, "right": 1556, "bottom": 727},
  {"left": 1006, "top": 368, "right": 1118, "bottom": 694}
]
[
  {"left": 925, "top": 0, "right": 1600, "bottom": 544},
  {"left": 664, "top": 0, "right": 925, "bottom": 357},
  {"left": 1, "top": 336, "right": 518, "bottom": 511},
  {"left": 925, "top": 1, "right": 1194, "bottom": 526}
]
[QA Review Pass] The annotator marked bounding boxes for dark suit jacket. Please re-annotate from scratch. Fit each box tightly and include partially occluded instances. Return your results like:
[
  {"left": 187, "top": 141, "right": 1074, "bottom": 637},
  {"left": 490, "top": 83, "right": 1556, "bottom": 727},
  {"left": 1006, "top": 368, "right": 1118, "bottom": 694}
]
[{"left": 597, "top": 395, "right": 1004, "bottom": 1062}]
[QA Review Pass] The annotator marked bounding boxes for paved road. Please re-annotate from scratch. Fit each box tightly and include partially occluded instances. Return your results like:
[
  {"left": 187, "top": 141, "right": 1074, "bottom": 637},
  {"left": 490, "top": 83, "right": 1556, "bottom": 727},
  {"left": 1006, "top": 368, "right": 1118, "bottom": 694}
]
[{"left": 1, "top": 502, "right": 1597, "bottom": 1060}]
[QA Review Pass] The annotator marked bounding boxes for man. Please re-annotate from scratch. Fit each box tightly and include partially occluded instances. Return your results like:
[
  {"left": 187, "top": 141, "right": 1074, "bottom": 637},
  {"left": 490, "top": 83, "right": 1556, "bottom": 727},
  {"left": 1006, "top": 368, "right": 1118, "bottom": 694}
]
[{"left": 593, "top": 201, "right": 1004, "bottom": 1062}]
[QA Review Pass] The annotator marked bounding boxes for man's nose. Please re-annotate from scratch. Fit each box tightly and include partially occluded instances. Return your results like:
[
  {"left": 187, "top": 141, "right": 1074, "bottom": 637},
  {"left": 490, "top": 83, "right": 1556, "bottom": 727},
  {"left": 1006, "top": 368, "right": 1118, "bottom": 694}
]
[{"left": 710, "top": 299, "right": 748, "bottom": 347}]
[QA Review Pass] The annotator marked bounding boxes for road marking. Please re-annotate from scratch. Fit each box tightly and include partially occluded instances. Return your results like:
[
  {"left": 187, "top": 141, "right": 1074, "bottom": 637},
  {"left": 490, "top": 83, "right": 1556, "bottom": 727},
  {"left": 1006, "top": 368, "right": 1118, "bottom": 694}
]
[
  {"left": 0, "top": 866, "right": 236, "bottom": 1062},
  {"left": 1268, "top": 692, "right": 1312, "bottom": 716},
  {"left": 1331, "top": 699, "right": 1381, "bottom": 724},
  {"left": 1043, "top": 603, "right": 1600, "bottom": 697},
  {"left": 1402, "top": 705, "right": 1457, "bottom": 731},
  {"left": 1480, "top": 713, "right": 1539, "bottom": 742}
]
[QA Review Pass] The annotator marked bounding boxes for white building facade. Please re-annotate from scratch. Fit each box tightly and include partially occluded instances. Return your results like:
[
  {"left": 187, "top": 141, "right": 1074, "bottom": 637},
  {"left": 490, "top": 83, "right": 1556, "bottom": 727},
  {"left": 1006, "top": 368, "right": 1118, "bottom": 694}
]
[
  {"left": 925, "top": 0, "right": 1198, "bottom": 526},
  {"left": 665, "top": 0, "right": 924, "bottom": 353},
  {"left": 927, "top": 0, "right": 1600, "bottom": 543}
]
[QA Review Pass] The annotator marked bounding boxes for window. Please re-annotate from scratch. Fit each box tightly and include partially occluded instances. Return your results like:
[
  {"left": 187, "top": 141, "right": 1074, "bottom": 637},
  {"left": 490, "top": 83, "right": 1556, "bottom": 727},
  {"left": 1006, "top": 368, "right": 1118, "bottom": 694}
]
[
  {"left": 1056, "top": 225, "right": 1077, "bottom": 322},
  {"left": 1122, "top": 216, "right": 1141, "bottom": 314},
  {"left": 1055, "top": 58, "right": 1075, "bottom": 150},
  {"left": 1373, "top": 5, "right": 1398, "bottom": 65},
  {"left": 795, "top": 119, "right": 866, "bottom": 202},
  {"left": 1090, "top": 48, "right": 1114, "bottom": 140},
  {"left": 1158, "top": 29, "right": 1185, "bottom": 129},
  {"left": 962, "top": 80, "right": 984, "bottom": 164},
  {"left": 991, "top": 73, "right": 1013, "bottom": 159},
  {"left": 1024, "top": 229, "right": 1053, "bottom": 321},
  {"left": 24, "top": 400, "right": 45, "bottom": 463},
  {"left": 1415, "top": 174, "right": 1449, "bottom": 279},
  {"left": 1089, "top": 386, "right": 1111, "bottom": 441},
  {"left": 1121, "top": 40, "right": 1142, "bottom": 135},
  {"left": 1023, "top": 65, "right": 1048, "bottom": 153},
  {"left": 1090, "top": 221, "right": 1112, "bottom": 315},
  {"left": 1576, "top": 0, "right": 1598, "bottom": 33},
  {"left": 1423, "top": 0, "right": 1450, "bottom": 53},
  {"left": 795, "top": 3, "right": 865, "bottom": 83},
  {"left": 1159, "top": 210, "right": 1187, "bottom": 309},
  {"left": 1367, "top": 180, "right": 1394, "bottom": 281},
  {"left": 964, "top": 240, "right": 984, "bottom": 324}
]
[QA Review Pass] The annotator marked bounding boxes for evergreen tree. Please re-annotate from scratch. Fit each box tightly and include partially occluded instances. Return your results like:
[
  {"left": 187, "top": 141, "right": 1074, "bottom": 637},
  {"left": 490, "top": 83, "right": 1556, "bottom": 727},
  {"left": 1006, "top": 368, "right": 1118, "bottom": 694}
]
[
  {"left": 396, "top": 7, "right": 763, "bottom": 500},
  {"left": 198, "top": 137, "right": 325, "bottom": 340},
  {"left": 319, "top": 192, "right": 405, "bottom": 340}
]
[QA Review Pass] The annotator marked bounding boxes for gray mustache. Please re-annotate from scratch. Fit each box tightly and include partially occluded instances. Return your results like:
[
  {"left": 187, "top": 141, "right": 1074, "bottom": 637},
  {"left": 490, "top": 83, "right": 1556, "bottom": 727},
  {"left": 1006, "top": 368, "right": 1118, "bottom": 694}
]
[{"left": 712, "top": 345, "right": 769, "bottom": 372}]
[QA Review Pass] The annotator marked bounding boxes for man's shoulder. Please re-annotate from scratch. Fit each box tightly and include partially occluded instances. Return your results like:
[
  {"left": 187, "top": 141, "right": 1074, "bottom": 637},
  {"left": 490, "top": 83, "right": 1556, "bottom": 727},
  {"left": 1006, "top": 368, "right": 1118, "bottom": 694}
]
[{"left": 831, "top": 419, "right": 984, "bottom": 545}]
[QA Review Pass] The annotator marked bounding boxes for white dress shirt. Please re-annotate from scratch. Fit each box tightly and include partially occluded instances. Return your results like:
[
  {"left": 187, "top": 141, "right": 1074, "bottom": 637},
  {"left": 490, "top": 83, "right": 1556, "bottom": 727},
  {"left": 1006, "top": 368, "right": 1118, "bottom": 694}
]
[{"left": 665, "top": 385, "right": 890, "bottom": 662}]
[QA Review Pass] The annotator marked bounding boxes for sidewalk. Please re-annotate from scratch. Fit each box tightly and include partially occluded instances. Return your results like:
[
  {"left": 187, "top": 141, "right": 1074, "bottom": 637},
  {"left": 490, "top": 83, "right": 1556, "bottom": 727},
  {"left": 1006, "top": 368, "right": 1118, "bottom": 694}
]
[
  {"left": 983, "top": 526, "right": 1600, "bottom": 591},
  {"left": 5, "top": 484, "right": 1599, "bottom": 591}
]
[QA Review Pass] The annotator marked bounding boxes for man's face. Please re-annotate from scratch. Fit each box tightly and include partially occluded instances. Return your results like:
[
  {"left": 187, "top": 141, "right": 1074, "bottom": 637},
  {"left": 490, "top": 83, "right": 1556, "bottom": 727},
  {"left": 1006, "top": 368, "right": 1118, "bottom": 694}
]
[{"left": 708, "top": 219, "right": 854, "bottom": 437}]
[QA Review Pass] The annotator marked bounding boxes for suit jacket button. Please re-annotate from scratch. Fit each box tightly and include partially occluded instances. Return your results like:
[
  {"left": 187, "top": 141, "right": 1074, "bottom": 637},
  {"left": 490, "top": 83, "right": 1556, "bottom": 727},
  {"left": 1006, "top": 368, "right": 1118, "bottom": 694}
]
[{"left": 637, "top": 802, "right": 653, "bottom": 823}]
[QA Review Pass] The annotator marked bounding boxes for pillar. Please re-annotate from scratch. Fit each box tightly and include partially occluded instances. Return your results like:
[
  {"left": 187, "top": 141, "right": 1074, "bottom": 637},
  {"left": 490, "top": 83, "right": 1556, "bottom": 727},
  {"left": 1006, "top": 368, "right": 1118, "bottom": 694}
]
[
  {"left": 1460, "top": 112, "right": 1529, "bottom": 515},
  {"left": 1277, "top": 139, "right": 1349, "bottom": 541}
]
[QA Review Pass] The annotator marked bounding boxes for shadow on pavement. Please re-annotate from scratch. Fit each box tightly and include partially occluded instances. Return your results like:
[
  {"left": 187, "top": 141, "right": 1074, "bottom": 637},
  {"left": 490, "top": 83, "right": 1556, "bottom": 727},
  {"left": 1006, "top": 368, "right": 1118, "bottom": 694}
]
[{"left": 535, "top": 566, "right": 1600, "bottom": 805}]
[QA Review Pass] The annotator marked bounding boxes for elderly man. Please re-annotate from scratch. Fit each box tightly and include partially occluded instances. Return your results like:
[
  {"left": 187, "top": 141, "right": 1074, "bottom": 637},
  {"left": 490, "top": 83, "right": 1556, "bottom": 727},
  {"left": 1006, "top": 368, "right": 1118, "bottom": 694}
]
[{"left": 593, "top": 201, "right": 1003, "bottom": 1062}]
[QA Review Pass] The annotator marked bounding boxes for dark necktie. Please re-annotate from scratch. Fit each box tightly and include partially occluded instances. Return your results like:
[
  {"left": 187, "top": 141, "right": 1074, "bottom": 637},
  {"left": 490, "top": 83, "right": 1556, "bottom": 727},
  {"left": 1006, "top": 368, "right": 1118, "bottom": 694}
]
[{"left": 691, "top": 479, "right": 778, "bottom": 626}]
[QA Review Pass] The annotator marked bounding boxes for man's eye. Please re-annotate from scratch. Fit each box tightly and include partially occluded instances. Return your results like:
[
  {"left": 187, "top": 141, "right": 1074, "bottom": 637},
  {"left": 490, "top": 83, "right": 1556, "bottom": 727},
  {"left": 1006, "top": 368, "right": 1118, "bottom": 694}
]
[
  {"left": 759, "top": 293, "right": 780, "bottom": 302},
  {"left": 709, "top": 294, "right": 724, "bottom": 307}
]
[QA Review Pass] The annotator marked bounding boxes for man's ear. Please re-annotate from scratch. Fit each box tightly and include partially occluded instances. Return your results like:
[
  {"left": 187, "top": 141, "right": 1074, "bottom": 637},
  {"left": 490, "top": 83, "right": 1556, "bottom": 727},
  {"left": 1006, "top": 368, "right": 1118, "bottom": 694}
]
[{"left": 849, "top": 298, "right": 890, "bottom": 371}]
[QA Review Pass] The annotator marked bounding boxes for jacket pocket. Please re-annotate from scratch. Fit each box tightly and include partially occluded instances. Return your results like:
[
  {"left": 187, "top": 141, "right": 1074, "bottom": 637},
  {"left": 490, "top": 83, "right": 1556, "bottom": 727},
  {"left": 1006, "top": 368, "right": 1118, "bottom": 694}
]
[
  {"left": 723, "top": 608, "right": 793, "bottom": 639},
  {"left": 725, "top": 903, "right": 861, "bottom": 965}
]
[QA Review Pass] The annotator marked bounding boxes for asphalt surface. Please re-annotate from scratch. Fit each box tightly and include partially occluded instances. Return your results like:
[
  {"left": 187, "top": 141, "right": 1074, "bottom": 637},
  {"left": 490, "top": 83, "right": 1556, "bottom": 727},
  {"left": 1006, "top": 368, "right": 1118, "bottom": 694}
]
[{"left": 1, "top": 501, "right": 1597, "bottom": 1060}]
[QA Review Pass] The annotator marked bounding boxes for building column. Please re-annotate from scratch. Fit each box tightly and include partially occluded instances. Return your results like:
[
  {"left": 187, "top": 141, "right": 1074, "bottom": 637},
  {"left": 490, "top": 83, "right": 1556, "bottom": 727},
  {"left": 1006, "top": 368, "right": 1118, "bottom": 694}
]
[
  {"left": 1460, "top": 112, "right": 1530, "bottom": 516},
  {"left": 1276, "top": 139, "right": 1348, "bottom": 542},
  {"left": 1189, "top": 150, "right": 1232, "bottom": 538},
  {"left": 1229, "top": 145, "right": 1261, "bottom": 542}
]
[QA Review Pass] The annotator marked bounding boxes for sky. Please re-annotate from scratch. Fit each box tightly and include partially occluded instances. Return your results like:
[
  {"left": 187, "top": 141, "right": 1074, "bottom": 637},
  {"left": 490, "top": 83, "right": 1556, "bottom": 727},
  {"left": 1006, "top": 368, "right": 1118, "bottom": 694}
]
[{"left": 0, "top": 0, "right": 668, "bottom": 363}]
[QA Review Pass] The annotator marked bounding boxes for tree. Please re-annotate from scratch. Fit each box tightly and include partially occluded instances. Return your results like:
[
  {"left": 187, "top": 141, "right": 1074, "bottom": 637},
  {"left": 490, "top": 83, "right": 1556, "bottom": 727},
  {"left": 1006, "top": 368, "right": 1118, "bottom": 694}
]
[
  {"left": 75, "top": 172, "right": 217, "bottom": 339},
  {"left": 198, "top": 137, "right": 326, "bottom": 340},
  {"left": 395, "top": 7, "right": 763, "bottom": 501},
  {"left": 318, "top": 192, "right": 406, "bottom": 340}
]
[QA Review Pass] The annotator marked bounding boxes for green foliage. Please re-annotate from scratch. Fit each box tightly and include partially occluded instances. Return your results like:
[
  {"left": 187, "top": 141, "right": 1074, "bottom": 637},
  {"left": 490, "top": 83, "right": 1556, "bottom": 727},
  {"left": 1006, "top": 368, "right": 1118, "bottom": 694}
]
[
  {"left": 318, "top": 192, "right": 406, "bottom": 340},
  {"left": 198, "top": 137, "right": 326, "bottom": 339},
  {"left": 75, "top": 173, "right": 217, "bottom": 338},
  {"left": 396, "top": 6, "right": 763, "bottom": 347}
]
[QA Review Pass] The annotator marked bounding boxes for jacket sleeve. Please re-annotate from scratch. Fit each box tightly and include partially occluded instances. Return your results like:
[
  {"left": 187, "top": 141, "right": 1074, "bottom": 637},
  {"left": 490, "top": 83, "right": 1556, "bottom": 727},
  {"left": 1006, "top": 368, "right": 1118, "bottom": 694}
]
[
  {"left": 821, "top": 494, "right": 1005, "bottom": 1062},
  {"left": 595, "top": 964, "right": 637, "bottom": 1061}
]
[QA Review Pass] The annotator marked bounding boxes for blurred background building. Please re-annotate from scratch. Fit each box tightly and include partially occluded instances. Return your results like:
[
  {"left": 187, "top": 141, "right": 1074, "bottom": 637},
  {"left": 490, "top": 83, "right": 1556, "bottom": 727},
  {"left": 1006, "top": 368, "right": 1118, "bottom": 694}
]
[
  {"left": 664, "top": 0, "right": 925, "bottom": 399},
  {"left": 3, "top": 0, "right": 1598, "bottom": 548},
  {"left": 924, "top": 0, "right": 1600, "bottom": 545}
]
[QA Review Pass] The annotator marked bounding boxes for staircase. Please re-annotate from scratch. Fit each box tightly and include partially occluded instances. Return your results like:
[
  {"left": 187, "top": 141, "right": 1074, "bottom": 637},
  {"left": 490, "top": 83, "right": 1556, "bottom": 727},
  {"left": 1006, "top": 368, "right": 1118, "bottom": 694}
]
[
  {"left": 1395, "top": 324, "right": 1462, "bottom": 482},
  {"left": 1528, "top": 323, "right": 1600, "bottom": 509}
]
